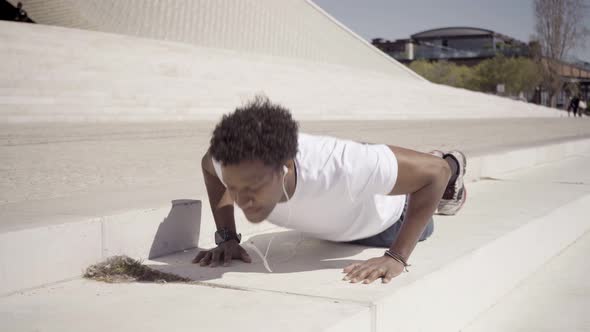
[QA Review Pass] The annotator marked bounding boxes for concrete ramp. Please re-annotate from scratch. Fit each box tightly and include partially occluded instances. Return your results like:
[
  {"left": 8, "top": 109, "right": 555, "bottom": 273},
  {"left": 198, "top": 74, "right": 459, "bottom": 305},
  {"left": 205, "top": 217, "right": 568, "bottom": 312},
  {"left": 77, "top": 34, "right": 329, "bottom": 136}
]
[
  {"left": 1, "top": 21, "right": 560, "bottom": 122},
  {"left": 7, "top": 0, "right": 420, "bottom": 79}
]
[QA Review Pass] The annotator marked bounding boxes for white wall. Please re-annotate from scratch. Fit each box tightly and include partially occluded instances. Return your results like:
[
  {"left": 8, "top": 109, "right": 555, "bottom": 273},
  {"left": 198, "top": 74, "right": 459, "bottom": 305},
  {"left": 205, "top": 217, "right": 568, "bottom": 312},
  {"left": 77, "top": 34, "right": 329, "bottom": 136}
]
[
  {"left": 0, "top": 21, "right": 560, "bottom": 122},
  {"left": 7, "top": 0, "right": 421, "bottom": 79}
]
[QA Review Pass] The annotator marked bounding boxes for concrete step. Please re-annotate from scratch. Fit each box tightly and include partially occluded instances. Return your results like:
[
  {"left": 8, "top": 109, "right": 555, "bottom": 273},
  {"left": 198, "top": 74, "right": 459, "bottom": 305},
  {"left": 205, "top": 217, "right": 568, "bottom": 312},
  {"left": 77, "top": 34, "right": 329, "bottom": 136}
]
[
  {"left": 2, "top": 120, "right": 588, "bottom": 230},
  {"left": 0, "top": 279, "right": 370, "bottom": 332},
  {"left": 1, "top": 152, "right": 589, "bottom": 331},
  {"left": 1, "top": 122, "right": 589, "bottom": 295},
  {"left": 463, "top": 230, "right": 590, "bottom": 332}
]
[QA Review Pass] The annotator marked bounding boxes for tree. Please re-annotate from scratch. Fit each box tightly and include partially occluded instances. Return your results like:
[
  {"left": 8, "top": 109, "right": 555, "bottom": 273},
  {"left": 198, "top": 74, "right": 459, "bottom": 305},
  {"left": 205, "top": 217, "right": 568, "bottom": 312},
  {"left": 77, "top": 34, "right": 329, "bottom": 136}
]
[
  {"left": 533, "top": 0, "right": 590, "bottom": 107},
  {"left": 409, "top": 56, "right": 542, "bottom": 100},
  {"left": 408, "top": 60, "right": 474, "bottom": 90},
  {"left": 471, "top": 55, "right": 543, "bottom": 97},
  {"left": 470, "top": 55, "right": 508, "bottom": 93},
  {"left": 509, "top": 57, "right": 544, "bottom": 97}
]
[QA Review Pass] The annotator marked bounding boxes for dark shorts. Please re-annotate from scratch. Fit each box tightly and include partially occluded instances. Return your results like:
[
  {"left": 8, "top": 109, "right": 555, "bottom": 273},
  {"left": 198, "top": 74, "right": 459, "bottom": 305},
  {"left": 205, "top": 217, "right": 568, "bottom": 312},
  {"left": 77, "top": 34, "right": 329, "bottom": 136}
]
[{"left": 345, "top": 196, "right": 435, "bottom": 248}]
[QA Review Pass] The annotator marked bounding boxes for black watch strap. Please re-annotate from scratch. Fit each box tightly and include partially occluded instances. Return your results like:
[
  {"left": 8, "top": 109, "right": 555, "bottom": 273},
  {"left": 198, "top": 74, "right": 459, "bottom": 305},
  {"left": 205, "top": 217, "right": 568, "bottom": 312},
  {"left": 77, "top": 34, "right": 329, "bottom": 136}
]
[{"left": 215, "top": 228, "right": 242, "bottom": 245}]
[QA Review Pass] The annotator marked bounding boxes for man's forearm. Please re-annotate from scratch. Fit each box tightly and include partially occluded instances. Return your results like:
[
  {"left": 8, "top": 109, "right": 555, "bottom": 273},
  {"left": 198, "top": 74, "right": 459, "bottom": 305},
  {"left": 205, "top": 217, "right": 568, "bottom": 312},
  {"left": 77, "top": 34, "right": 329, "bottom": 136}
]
[
  {"left": 202, "top": 165, "right": 238, "bottom": 233},
  {"left": 389, "top": 171, "right": 449, "bottom": 261}
]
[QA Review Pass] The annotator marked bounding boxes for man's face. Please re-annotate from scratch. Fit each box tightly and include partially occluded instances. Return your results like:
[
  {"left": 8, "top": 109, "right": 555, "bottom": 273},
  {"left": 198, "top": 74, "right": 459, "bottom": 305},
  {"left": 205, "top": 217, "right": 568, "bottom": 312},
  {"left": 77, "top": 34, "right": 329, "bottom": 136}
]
[{"left": 221, "top": 160, "right": 284, "bottom": 223}]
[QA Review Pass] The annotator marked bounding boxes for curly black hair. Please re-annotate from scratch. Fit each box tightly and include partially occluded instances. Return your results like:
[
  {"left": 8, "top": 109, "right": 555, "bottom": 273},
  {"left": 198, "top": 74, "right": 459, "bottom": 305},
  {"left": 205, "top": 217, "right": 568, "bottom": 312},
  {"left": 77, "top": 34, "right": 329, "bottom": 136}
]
[{"left": 209, "top": 96, "right": 299, "bottom": 169}]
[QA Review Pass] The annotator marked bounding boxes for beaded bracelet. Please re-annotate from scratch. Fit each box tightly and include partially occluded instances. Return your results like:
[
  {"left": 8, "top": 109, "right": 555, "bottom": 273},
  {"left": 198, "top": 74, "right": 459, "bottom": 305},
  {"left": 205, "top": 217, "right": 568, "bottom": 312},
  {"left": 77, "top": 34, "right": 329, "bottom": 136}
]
[{"left": 384, "top": 250, "right": 411, "bottom": 272}]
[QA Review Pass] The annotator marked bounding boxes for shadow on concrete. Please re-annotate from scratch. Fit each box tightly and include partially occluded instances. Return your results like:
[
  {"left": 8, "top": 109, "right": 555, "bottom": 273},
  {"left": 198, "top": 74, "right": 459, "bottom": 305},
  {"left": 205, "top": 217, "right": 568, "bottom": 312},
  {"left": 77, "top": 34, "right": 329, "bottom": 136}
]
[
  {"left": 147, "top": 229, "right": 374, "bottom": 281},
  {"left": 148, "top": 199, "right": 202, "bottom": 259}
]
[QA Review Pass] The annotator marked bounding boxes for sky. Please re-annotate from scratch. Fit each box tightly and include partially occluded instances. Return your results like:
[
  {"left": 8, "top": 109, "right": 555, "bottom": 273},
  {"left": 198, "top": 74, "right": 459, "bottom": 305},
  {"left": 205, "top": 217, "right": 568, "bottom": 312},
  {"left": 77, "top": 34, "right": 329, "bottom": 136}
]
[{"left": 313, "top": 0, "right": 590, "bottom": 62}]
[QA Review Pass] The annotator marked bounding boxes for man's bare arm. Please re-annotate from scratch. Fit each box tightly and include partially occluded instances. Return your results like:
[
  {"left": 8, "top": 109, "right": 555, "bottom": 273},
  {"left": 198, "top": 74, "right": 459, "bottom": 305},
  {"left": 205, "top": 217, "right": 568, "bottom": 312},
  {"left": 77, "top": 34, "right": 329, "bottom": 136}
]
[
  {"left": 386, "top": 145, "right": 451, "bottom": 261},
  {"left": 201, "top": 151, "right": 237, "bottom": 233},
  {"left": 194, "top": 152, "right": 251, "bottom": 267}
]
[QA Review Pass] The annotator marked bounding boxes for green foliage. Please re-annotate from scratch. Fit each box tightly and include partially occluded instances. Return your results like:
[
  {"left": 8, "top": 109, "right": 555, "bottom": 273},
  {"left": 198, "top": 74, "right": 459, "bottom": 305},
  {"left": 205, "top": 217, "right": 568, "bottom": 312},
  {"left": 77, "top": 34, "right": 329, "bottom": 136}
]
[
  {"left": 408, "top": 60, "right": 474, "bottom": 89},
  {"left": 471, "top": 55, "right": 542, "bottom": 95},
  {"left": 510, "top": 57, "right": 543, "bottom": 95},
  {"left": 408, "top": 56, "right": 543, "bottom": 96}
]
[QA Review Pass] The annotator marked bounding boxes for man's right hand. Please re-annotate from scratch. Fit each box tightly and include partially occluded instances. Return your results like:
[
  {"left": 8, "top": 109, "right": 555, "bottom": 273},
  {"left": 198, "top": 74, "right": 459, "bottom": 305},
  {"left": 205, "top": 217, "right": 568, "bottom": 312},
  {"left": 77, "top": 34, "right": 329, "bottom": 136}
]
[{"left": 192, "top": 239, "right": 252, "bottom": 267}]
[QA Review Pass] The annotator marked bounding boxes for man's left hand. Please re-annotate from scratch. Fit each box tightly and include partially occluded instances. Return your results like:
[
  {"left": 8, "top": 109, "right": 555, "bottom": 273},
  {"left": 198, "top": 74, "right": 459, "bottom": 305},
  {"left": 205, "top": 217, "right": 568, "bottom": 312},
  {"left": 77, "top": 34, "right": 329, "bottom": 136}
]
[{"left": 342, "top": 256, "right": 405, "bottom": 284}]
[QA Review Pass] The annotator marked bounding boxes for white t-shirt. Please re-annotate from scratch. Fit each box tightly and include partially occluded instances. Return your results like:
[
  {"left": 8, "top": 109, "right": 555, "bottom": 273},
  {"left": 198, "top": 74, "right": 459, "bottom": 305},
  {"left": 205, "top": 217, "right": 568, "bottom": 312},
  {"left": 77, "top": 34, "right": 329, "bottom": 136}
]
[{"left": 212, "top": 133, "right": 406, "bottom": 242}]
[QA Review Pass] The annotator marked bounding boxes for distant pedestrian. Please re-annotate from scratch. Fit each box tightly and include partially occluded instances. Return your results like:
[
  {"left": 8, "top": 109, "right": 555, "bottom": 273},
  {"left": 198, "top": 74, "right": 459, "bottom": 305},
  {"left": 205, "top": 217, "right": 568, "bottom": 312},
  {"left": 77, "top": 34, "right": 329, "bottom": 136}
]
[
  {"left": 14, "top": 2, "right": 29, "bottom": 22},
  {"left": 579, "top": 99, "right": 587, "bottom": 117},
  {"left": 567, "top": 95, "right": 580, "bottom": 117}
]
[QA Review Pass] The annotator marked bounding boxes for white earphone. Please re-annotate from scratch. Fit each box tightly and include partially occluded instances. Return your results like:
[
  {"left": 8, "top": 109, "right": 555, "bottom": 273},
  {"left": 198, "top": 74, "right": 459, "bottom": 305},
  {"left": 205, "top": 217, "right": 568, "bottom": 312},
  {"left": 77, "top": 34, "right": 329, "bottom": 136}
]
[{"left": 245, "top": 163, "right": 294, "bottom": 273}]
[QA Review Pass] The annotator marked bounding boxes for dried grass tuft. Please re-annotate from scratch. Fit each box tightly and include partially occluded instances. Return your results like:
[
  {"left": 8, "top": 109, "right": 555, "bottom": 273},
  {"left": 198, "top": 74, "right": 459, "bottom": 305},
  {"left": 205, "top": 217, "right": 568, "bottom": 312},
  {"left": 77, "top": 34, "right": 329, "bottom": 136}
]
[{"left": 84, "top": 255, "right": 190, "bottom": 283}]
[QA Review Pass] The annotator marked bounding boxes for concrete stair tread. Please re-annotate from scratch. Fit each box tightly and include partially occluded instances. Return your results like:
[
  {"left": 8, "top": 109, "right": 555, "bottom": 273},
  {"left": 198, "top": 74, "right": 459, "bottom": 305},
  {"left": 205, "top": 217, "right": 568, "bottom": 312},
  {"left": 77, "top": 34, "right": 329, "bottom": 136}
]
[
  {"left": 0, "top": 279, "right": 370, "bottom": 332},
  {"left": 463, "top": 230, "right": 590, "bottom": 332},
  {"left": 0, "top": 179, "right": 196, "bottom": 233},
  {"left": 2, "top": 121, "right": 589, "bottom": 234}
]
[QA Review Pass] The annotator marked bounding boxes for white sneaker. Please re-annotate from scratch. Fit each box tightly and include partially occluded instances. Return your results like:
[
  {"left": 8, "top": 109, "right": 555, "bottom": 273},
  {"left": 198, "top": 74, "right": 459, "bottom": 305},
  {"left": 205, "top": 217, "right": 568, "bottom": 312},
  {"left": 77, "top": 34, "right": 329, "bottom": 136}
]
[{"left": 437, "top": 150, "right": 467, "bottom": 215}]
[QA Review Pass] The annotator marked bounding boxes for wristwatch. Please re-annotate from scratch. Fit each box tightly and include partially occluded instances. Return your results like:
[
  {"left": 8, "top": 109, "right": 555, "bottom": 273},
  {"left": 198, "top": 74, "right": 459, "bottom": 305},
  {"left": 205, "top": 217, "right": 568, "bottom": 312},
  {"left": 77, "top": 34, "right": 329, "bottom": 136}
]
[{"left": 214, "top": 228, "right": 242, "bottom": 245}]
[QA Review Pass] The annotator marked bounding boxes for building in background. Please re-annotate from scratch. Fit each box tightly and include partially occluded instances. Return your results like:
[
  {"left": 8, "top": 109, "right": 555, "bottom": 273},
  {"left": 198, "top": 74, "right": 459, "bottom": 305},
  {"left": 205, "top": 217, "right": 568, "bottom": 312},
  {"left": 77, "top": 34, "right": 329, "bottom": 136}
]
[
  {"left": 373, "top": 27, "right": 590, "bottom": 107},
  {"left": 373, "top": 27, "right": 529, "bottom": 66}
]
